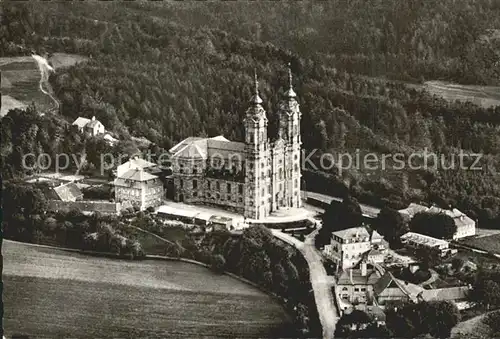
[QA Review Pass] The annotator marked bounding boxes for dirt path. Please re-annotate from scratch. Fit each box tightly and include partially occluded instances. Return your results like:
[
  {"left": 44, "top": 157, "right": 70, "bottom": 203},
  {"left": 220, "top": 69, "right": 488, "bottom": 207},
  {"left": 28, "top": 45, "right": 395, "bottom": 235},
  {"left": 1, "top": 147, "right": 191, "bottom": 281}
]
[{"left": 31, "top": 54, "right": 60, "bottom": 112}]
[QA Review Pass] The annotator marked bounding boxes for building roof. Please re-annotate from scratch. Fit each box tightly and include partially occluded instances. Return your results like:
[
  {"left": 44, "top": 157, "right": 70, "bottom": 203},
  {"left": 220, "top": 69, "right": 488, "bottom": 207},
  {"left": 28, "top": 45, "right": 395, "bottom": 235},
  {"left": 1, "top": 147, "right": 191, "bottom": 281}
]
[
  {"left": 169, "top": 135, "right": 245, "bottom": 160},
  {"left": 337, "top": 265, "right": 382, "bottom": 286},
  {"left": 398, "top": 203, "right": 429, "bottom": 218},
  {"left": 53, "top": 182, "right": 83, "bottom": 202},
  {"left": 86, "top": 118, "right": 101, "bottom": 129},
  {"left": 366, "top": 248, "right": 385, "bottom": 258},
  {"left": 418, "top": 286, "right": 469, "bottom": 302},
  {"left": 333, "top": 227, "right": 370, "bottom": 241},
  {"left": 116, "top": 168, "right": 158, "bottom": 182},
  {"left": 399, "top": 204, "right": 475, "bottom": 229},
  {"left": 373, "top": 271, "right": 423, "bottom": 298},
  {"left": 157, "top": 205, "right": 198, "bottom": 219},
  {"left": 400, "top": 232, "right": 449, "bottom": 248},
  {"left": 72, "top": 117, "right": 91, "bottom": 129},
  {"left": 116, "top": 157, "right": 158, "bottom": 177},
  {"left": 209, "top": 215, "right": 233, "bottom": 224},
  {"left": 427, "top": 206, "right": 475, "bottom": 228},
  {"left": 195, "top": 211, "right": 214, "bottom": 222}
]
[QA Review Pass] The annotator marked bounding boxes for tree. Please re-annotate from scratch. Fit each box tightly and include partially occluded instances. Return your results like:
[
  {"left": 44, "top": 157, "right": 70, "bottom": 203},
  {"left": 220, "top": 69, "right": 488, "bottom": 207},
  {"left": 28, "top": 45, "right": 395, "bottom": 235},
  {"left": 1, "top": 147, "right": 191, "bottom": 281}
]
[
  {"left": 334, "top": 310, "right": 390, "bottom": 338},
  {"left": 410, "top": 212, "right": 457, "bottom": 239},
  {"left": 373, "top": 207, "right": 408, "bottom": 246},
  {"left": 470, "top": 270, "right": 500, "bottom": 309},
  {"left": 210, "top": 254, "right": 226, "bottom": 273},
  {"left": 422, "top": 300, "right": 460, "bottom": 338},
  {"left": 451, "top": 257, "right": 465, "bottom": 271},
  {"left": 322, "top": 195, "right": 363, "bottom": 233}
]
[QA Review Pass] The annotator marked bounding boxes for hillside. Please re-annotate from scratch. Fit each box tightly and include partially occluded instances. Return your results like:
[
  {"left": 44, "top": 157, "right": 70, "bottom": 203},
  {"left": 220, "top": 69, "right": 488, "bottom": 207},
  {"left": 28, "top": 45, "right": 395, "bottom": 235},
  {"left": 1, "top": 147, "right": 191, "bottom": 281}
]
[{"left": 1, "top": 1, "right": 500, "bottom": 227}]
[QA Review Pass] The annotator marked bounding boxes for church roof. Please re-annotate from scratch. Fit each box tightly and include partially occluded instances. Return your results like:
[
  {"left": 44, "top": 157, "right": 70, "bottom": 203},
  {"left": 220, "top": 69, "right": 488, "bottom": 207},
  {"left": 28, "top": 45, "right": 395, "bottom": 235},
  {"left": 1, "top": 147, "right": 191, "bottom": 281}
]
[{"left": 170, "top": 136, "right": 245, "bottom": 159}]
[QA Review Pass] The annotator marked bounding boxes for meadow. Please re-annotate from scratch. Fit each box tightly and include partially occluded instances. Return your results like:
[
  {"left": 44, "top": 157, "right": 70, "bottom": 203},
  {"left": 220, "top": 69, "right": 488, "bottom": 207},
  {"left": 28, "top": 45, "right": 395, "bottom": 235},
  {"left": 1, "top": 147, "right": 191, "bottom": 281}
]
[
  {"left": 461, "top": 234, "right": 500, "bottom": 254},
  {"left": 3, "top": 240, "right": 295, "bottom": 338},
  {"left": 424, "top": 81, "right": 500, "bottom": 109}
]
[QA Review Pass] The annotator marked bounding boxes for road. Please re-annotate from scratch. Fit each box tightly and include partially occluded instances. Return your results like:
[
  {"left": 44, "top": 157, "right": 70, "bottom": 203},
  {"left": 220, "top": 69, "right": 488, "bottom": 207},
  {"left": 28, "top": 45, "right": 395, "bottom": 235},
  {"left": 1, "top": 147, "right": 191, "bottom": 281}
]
[{"left": 271, "top": 227, "right": 339, "bottom": 339}]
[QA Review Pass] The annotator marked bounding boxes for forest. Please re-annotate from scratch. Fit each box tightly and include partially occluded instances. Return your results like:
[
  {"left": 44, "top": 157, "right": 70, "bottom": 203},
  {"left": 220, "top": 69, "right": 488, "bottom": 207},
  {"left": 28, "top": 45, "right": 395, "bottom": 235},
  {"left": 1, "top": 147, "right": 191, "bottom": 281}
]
[{"left": 1, "top": 1, "right": 500, "bottom": 227}]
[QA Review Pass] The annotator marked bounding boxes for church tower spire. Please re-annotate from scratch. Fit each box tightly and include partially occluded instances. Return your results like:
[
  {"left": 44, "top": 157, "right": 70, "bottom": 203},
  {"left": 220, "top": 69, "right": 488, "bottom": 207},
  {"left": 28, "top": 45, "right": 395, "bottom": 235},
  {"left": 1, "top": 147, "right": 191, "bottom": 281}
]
[
  {"left": 250, "top": 68, "right": 263, "bottom": 105},
  {"left": 284, "top": 62, "right": 297, "bottom": 99}
]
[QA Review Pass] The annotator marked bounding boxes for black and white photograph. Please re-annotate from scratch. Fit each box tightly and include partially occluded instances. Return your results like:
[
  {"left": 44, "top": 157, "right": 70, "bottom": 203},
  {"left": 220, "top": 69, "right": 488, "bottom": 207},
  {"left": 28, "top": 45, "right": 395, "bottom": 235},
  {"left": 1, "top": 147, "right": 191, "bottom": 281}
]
[{"left": 1, "top": 1, "right": 500, "bottom": 338}]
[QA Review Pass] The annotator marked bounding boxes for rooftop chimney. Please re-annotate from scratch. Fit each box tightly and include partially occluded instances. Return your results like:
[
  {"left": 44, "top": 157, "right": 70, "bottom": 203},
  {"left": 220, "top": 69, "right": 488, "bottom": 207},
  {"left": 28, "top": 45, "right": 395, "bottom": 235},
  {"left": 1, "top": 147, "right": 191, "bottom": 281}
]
[
  {"left": 92, "top": 116, "right": 96, "bottom": 121},
  {"left": 350, "top": 269, "right": 353, "bottom": 283}
]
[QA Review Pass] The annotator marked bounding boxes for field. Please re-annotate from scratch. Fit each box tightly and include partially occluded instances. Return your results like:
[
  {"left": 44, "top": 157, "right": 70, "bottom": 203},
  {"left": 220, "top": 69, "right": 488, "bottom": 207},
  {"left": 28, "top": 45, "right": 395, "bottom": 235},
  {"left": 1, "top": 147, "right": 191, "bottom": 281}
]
[
  {"left": 49, "top": 52, "right": 88, "bottom": 70},
  {"left": 0, "top": 53, "right": 87, "bottom": 117},
  {"left": 4, "top": 240, "right": 295, "bottom": 338},
  {"left": 0, "top": 56, "right": 53, "bottom": 116},
  {"left": 424, "top": 81, "right": 500, "bottom": 109},
  {"left": 461, "top": 234, "right": 500, "bottom": 254}
]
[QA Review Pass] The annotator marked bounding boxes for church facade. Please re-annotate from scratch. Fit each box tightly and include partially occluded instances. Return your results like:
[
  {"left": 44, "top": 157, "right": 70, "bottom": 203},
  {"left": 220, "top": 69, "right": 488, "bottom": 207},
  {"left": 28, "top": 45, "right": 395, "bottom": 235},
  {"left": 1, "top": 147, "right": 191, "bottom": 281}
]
[{"left": 169, "top": 66, "right": 302, "bottom": 220}]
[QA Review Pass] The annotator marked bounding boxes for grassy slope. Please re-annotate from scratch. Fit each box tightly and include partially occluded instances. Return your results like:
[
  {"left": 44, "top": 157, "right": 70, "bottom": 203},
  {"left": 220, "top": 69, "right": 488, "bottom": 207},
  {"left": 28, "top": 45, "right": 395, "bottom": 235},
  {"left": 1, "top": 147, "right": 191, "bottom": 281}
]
[{"left": 3, "top": 240, "right": 294, "bottom": 338}]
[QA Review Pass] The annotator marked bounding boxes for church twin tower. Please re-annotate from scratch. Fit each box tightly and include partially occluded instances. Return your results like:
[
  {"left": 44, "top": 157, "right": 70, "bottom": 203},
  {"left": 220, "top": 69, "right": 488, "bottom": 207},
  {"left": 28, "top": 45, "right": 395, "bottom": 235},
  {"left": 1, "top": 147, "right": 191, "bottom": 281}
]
[{"left": 243, "top": 64, "right": 302, "bottom": 219}]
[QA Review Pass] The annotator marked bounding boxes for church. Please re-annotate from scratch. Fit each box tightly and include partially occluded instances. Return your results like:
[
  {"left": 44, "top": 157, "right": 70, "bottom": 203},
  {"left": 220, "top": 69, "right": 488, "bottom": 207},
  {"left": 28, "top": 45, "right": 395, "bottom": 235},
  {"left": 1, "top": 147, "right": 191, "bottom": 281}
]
[{"left": 169, "top": 65, "right": 302, "bottom": 220}]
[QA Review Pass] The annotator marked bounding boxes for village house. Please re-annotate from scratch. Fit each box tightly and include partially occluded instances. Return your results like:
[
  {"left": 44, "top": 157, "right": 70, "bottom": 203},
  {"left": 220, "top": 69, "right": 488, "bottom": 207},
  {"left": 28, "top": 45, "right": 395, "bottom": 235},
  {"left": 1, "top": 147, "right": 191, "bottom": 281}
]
[
  {"left": 114, "top": 168, "right": 164, "bottom": 211},
  {"left": 336, "top": 261, "right": 382, "bottom": 305},
  {"left": 44, "top": 182, "right": 84, "bottom": 202},
  {"left": 324, "top": 227, "right": 372, "bottom": 269},
  {"left": 398, "top": 203, "right": 476, "bottom": 240},
  {"left": 373, "top": 272, "right": 414, "bottom": 306},
  {"left": 72, "top": 116, "right": 105, "bottom": 137},
  {"left": 324, "top": 227, "right": 388, "bottom": 270}
]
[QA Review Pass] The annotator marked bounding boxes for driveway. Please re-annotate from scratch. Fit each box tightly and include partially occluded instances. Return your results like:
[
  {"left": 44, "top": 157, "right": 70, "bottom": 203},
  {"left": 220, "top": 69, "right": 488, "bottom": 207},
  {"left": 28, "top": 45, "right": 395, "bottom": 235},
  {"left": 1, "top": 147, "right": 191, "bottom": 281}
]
[{"left": 271, "top": 228, "right": 339, "bottom": 339}]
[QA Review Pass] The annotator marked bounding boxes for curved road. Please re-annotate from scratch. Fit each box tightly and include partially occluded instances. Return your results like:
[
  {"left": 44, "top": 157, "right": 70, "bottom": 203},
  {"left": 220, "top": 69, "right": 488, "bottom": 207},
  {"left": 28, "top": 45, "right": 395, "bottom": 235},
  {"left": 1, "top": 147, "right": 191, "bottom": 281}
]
[{"left": 271, "top": 227, "right": 339, "bottom": 339}]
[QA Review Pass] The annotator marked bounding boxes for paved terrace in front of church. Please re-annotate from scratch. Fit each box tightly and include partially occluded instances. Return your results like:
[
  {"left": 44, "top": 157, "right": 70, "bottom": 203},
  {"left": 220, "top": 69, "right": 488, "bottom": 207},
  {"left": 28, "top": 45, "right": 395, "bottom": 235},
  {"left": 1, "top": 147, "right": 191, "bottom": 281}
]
[{"left": 157, "top": 200, "right": 319, "bottom": 229}]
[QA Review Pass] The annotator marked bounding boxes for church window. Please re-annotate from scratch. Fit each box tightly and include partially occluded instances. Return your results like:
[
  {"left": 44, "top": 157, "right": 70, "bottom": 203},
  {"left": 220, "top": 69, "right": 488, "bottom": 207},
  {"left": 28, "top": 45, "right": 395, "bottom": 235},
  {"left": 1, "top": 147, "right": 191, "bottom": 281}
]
[
  {"left": 355, "top": 288, "right": 359, "bottom": 292},
  {"left": 227, "top": 183, "right": 231, "bottom": 193},
  {"left": 193, "top": 180, "right": 198, "bottom": 189},
  {"left": 279, "top": 168, "right": 283, "bottom": 180},
  {"left": 238, "top": 197, "right": 243, "bottom": 203},
  {"left": 216, "top": 193, "right": 220, "bottom": 199},
  {"left": 261, "top": 188, "right": 265, "bottom": 197},
  {"left": 227, "top": 195, "right": 231, "bottom": 201},
  {"left": 261, "top": 162, "right": 264, "bottom": 168},
  {"left": 180, "top": 179, "right": 183, "bottom": 188},
  {"left": 294, "top": 179, "right": 298, "bottom": 188},
  {"left": 238, "top": 184, "right": 243, "bottom": 194},
  {"left": 216, "top": 182, "right": 220, "bottom": 191},
  {"left": 208, "top": 181, "right": 211, "bottom": 190},
  {"left": 193, "top": 192, "right": 198, "bottom": 197}
]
